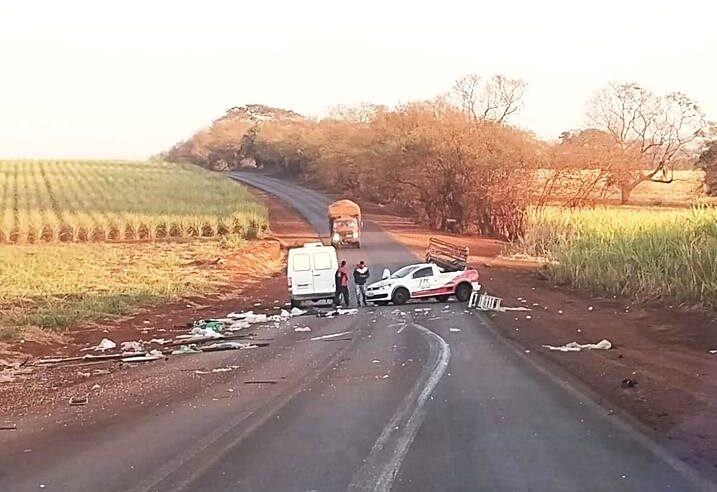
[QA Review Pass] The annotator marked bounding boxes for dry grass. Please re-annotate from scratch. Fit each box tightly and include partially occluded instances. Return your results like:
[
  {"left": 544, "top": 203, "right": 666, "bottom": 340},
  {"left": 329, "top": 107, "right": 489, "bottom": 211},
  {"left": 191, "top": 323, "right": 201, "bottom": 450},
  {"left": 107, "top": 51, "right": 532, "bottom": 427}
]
[{"left": 0, "top": 238, "right": 246, "bottom": 339}]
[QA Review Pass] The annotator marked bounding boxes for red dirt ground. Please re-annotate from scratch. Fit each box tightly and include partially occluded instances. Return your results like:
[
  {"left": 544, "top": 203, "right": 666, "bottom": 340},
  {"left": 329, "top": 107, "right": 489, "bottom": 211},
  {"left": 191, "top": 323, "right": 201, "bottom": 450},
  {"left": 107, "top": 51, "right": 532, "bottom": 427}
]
[
  {"left": 365, "top": 203, "right": 717, "bottom": 474},
  {"left": 0, "top": 192, "right": 318, "bottom": 417}
]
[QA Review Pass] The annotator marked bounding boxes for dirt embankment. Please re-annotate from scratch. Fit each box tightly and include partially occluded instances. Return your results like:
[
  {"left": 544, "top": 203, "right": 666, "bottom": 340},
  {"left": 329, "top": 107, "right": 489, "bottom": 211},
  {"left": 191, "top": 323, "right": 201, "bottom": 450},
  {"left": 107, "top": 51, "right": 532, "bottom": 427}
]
[
  {"left": 365, "top": 202, "right": 717, "bottom": 474},
  {"left": 0, "top": 192, "right": 317, "bottom": 417}
]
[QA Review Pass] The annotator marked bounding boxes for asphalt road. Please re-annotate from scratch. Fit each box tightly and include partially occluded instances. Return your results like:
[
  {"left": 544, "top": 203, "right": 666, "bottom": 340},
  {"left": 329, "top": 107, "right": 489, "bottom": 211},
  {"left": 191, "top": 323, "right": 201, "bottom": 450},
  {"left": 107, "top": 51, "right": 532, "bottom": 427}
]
[{"left": 0, "top": 173, "right": 710, "bottom": 492}]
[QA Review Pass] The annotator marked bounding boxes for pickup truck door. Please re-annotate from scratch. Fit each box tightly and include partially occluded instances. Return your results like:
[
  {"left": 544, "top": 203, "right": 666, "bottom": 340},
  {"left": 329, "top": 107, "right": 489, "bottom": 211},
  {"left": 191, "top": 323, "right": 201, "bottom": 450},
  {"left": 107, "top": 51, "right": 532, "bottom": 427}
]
[{"left": 409, "top": 266, "right": 439, "bottom": 297}]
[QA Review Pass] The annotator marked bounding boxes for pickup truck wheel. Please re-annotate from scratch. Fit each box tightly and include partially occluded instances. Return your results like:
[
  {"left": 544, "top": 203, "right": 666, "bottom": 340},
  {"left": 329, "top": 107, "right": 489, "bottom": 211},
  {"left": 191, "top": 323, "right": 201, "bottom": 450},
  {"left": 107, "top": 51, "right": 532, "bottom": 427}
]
[
  {"left": 392, "top": 288, "right": 410, "bottom": 305},
  {"left": 455, "top": 283, "right": 473, "bottom": 302},
  {"left": 435, "top": 295, "right": 450, "bottom": 302}
]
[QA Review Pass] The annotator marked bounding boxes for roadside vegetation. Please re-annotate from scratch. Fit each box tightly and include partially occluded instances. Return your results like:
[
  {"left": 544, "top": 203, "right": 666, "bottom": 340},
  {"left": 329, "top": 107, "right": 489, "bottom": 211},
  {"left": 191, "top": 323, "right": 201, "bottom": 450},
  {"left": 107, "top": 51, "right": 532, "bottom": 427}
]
[
  {"left": 0, "top": 160, "right": 267, "bottom": 243},
  {"left": 518, "top": 206, "right": 717, "bottom": 310},
  {"left": 0, "top": 239, "right": 240, "bottom": 340},
  {"left": 0, "top": 160, "right": 269, "bottom": 338}
]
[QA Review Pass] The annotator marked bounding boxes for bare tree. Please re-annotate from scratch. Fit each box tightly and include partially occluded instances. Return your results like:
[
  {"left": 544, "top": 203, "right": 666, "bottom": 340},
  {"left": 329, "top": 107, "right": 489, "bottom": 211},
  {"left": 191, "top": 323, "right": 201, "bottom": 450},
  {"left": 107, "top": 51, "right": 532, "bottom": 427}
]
[
  {"left": 586, "top": 82, "right": 707, "bottom": 203},
  {"left": 452, "top": 74, "right": 527, "bottom": 124}
]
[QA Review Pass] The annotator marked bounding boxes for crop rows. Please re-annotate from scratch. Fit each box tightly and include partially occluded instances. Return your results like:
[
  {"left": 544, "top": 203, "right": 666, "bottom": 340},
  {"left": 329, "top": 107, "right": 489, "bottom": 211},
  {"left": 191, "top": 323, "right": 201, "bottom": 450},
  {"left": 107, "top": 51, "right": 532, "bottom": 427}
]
[
  {"left": 517, "top": 205, "right": 717, "bottom": 310},
  {"left": 0, "top": 160, "right": 268, "bottom": 243}
]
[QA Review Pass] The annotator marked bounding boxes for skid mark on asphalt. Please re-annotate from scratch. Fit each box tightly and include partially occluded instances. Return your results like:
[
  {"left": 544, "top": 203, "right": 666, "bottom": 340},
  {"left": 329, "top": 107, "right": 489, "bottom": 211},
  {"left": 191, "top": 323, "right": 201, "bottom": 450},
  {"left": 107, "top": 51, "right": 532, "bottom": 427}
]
[{"left": 347, "top": 321, "right": 450, "bottom": 492}]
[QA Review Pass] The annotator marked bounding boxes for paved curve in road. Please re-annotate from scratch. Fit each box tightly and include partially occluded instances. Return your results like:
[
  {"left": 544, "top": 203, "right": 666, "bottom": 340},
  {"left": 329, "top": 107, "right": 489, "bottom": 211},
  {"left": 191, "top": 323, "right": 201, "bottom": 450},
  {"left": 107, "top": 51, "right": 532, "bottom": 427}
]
[{"left": 0, "top": 173, "right": 709, "bottom": 492}]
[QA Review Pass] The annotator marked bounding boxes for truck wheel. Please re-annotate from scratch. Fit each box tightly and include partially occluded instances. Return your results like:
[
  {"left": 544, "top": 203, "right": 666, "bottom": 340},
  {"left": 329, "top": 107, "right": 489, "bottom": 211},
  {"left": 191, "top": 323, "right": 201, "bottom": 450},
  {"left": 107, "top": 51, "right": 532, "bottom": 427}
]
[
  {"left": 455, "top": 283, "right": 473, "bottom": 302},
  {"left": 290, "top": 299, "right": 302, "bottom": 309},
  {"left": 392, "top": 288, "right": 410, "bottom": 305},
  {"left": 435, "top": 295, "right": 450, "bottom": 302},
  {"left": 356, "top": 242, "right": 361, "bottom": 249}
]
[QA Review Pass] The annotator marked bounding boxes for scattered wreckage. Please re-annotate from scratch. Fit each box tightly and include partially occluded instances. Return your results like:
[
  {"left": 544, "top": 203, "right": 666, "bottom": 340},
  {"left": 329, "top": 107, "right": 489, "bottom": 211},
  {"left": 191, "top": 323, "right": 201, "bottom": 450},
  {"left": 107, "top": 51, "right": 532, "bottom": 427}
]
[{"left": 29, "top": 306, "right": 312, "bottom": 370}]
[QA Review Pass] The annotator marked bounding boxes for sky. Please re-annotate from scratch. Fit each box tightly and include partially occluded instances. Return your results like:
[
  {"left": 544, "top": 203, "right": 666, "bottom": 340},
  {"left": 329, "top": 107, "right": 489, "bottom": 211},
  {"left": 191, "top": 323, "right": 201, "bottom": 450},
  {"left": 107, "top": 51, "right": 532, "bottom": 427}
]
[{"left": 0, "top": 0, "right": 715, "bottom": 160}]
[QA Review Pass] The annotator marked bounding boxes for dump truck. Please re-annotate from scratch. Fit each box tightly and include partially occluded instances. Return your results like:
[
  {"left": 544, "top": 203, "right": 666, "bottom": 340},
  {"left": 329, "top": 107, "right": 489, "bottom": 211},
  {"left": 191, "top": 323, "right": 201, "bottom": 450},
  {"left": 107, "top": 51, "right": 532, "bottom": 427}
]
[{"left": 327, "top": 199, "right": 361, "bottom": 248}]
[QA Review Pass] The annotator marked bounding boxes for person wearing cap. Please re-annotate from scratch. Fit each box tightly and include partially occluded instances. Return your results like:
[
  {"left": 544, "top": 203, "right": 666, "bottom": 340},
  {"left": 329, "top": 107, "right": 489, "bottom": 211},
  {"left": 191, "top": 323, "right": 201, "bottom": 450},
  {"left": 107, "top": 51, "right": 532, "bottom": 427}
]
[{"left": 353, "top": 260, "right": 370, "bottom": 307}]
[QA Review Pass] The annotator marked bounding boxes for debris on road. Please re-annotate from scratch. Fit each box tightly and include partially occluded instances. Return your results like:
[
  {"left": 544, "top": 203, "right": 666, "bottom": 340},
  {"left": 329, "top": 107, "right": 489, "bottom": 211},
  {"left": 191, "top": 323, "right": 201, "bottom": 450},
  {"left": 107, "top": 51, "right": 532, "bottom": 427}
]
[
  {"left": 542, "top": 339, "right": 612, "bottom": 352},
  {"left": 69, "top": 395, "right": 89, "bottom": 406},
  {"left": 621, "top": 378, "right": 638, "bottom": 389},
  {"left": 0, "top": 372, "right": 15, "bottom": 383},
  {"left": 290, "top": 307, "right": 306, "bottom": 316},
  {"left": 449, "top": 327, "right": 461, "bottom": 332},
  {"left": 81, "top": 338, "right": 117, "bottom": 352},
  {"left": 470, "top": 293, "right": 502, "bottom": 310},
  {"left": 709, "top": 349, "right": 717, "bottom": 355},
  {"left": 294, "top": 327, "right": 311, "bottom": 332},
  {"left": 171, "top": 344, "right": 202, "bottom": 355},
  {"left": 192, "top": 320, "right": 225, "bottom": 336},
  {"left": 310, "top": 331, "right": 352, "bottom": 341},
  {"left": 316, "top": 308, "right": 357, "bottom": 318},
  {"left": 149, "top": 338, "right": 170, "bottom": 345},
  {"left": 120, "top": 341, "right": 144, "bottom": 353},
  {"left": 201, "top": 341, "right": 258, "bottom": 352},
  {"left": 121, "top": 351, "right": 164, "bottom": 363}
]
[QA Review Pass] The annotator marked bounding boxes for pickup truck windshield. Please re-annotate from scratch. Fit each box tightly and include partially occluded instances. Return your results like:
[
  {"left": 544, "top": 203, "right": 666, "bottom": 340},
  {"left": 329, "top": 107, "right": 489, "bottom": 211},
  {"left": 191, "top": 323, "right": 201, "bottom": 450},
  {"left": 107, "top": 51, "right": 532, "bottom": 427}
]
[{"left": 391, "top": 265, "right": 420, "bottom": 279}]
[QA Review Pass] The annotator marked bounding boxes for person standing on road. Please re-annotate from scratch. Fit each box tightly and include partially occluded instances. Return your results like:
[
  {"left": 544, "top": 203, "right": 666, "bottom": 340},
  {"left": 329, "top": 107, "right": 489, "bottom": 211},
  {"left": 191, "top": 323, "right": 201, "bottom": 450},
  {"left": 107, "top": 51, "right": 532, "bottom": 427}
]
[
  {"left": 334, "top": 260, "right": 350, "bottom": 308},
  {"left": 353, "top": 261, "right": 370, "bottom": 307}
]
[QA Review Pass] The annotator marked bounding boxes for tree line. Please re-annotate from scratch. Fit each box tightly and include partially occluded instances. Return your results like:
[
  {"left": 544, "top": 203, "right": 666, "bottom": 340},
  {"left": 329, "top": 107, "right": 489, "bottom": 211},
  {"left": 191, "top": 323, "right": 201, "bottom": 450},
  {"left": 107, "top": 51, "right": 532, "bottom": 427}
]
[{"left": 164, "top": 79, "right": 715, "bottom": 240}]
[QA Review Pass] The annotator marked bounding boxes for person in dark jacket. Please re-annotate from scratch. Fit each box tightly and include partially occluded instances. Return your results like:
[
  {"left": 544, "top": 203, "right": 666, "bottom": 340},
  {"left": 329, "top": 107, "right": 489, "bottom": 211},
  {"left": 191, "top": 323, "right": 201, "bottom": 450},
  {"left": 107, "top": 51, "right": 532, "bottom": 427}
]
[
  {"left": 334, "top": 260, "right": 350, "bottom": 308},
  {"left": 353, "top": 261, "right": 370, "bottom": 307}
]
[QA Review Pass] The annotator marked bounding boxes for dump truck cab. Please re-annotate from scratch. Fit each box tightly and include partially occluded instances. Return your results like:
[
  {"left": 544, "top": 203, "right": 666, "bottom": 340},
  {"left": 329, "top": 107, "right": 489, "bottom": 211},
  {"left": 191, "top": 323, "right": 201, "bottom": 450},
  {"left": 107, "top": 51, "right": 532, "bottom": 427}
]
[{"left": 328, "top": 199, "right": 361, "bottom": 248}]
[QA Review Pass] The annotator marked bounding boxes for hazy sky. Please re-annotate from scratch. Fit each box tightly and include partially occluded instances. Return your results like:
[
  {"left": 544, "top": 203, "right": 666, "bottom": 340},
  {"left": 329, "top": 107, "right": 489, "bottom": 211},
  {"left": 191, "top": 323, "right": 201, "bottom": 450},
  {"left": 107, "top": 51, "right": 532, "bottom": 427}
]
[{"left": 1, "top": 0, "right": 715, "bottom": 160}]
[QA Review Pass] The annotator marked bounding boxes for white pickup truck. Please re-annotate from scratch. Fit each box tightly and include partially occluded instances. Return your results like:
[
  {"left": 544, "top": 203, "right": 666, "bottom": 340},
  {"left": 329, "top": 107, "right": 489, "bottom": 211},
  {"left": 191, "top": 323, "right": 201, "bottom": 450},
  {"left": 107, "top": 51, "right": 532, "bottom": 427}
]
[{"left": 365, "top": 263, "right": 480, "bottom": 305}]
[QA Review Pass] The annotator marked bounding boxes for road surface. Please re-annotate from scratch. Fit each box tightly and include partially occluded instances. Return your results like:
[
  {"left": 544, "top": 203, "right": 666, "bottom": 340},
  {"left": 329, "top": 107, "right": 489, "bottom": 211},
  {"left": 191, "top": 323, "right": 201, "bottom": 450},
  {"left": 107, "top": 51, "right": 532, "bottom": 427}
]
[{"left": 0, "top": 173, "right": 710, "bottom": 492}]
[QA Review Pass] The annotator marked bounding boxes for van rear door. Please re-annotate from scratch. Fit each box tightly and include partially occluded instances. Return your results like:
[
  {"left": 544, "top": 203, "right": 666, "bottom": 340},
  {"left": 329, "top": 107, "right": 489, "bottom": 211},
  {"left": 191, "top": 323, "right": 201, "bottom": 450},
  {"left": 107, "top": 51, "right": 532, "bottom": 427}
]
[
  {"left": 290, "top": 252, "right": 313, "bottom": 297},
  {"left": 311, "top": 250, "right": 335, "bottom": 295}
]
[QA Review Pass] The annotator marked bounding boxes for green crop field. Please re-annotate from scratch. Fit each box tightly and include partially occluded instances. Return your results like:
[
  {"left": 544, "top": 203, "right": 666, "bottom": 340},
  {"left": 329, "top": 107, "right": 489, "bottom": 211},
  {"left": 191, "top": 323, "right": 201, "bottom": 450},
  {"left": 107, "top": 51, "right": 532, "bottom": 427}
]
[
  {"left": 516, "top": 206, "right": 717, "bottom": 309},
  {"left": 0, "top": 160, "right": 270, "bottom": 339},
  {"left": 0, "top": 160, "right": 268, "bottom": 243}
]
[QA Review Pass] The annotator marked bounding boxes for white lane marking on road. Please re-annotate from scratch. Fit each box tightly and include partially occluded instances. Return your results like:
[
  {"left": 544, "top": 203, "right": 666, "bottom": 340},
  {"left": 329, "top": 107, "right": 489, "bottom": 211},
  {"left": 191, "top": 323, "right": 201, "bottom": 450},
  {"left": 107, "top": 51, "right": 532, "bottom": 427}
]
[
  {"left": 310, "top": 331, "right": 352, "bottom": 341},
  {"left": 347, "top": 322, "right": 450, "bottom": 492}
]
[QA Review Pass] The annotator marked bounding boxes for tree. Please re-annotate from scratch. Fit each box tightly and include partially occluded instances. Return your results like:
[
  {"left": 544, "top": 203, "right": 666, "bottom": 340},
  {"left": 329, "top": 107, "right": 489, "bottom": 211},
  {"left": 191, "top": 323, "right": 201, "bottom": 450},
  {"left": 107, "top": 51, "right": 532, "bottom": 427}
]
[
  {"left": 697, "top": 126, "right": 717, "bottom": 196},
  {"left": 452, "top": 74, "right": 527, "bottom": 123},
  {"left": 586, "top": 82, "right": 707, "bottom": 203}
]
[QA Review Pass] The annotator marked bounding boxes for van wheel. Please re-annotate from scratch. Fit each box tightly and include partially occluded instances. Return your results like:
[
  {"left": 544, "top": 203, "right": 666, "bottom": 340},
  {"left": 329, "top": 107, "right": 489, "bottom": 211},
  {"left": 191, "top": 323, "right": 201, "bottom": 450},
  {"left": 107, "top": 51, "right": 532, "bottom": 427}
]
[
  {"left": 392, "top": 288, "right": 410, "bottom": 305},
  {"left": 435, "top": 295, "right": 450, "bottom": 302},
  {"left": 455, "top": 283, "right": 473, "bottom": 302}
]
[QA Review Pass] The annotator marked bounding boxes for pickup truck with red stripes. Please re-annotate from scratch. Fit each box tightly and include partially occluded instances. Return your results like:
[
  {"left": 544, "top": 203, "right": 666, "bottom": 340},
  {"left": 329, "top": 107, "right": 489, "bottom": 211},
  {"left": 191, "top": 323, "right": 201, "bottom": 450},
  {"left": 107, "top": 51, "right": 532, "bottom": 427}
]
[{"left": 366, "top": 263, "right": 480, "bottom": 305}]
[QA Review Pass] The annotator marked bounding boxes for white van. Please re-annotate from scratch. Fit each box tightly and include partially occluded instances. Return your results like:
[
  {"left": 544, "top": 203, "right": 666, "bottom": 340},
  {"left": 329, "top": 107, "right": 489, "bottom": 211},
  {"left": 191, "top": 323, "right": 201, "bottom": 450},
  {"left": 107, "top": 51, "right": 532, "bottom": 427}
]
[{"left": 287, "top": 242, "right": 339, "bottom": 307}]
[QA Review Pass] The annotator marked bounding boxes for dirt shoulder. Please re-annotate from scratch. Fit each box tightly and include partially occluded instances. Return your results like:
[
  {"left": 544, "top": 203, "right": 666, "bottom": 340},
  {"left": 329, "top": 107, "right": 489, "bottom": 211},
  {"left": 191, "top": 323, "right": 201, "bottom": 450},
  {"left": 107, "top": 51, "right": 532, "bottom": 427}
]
[
  {"left": 366, "top": 204, "right": 717, "bottom": 474},
  {"left": 0, "top": 192, "right": 318, "bottom": 418}
]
